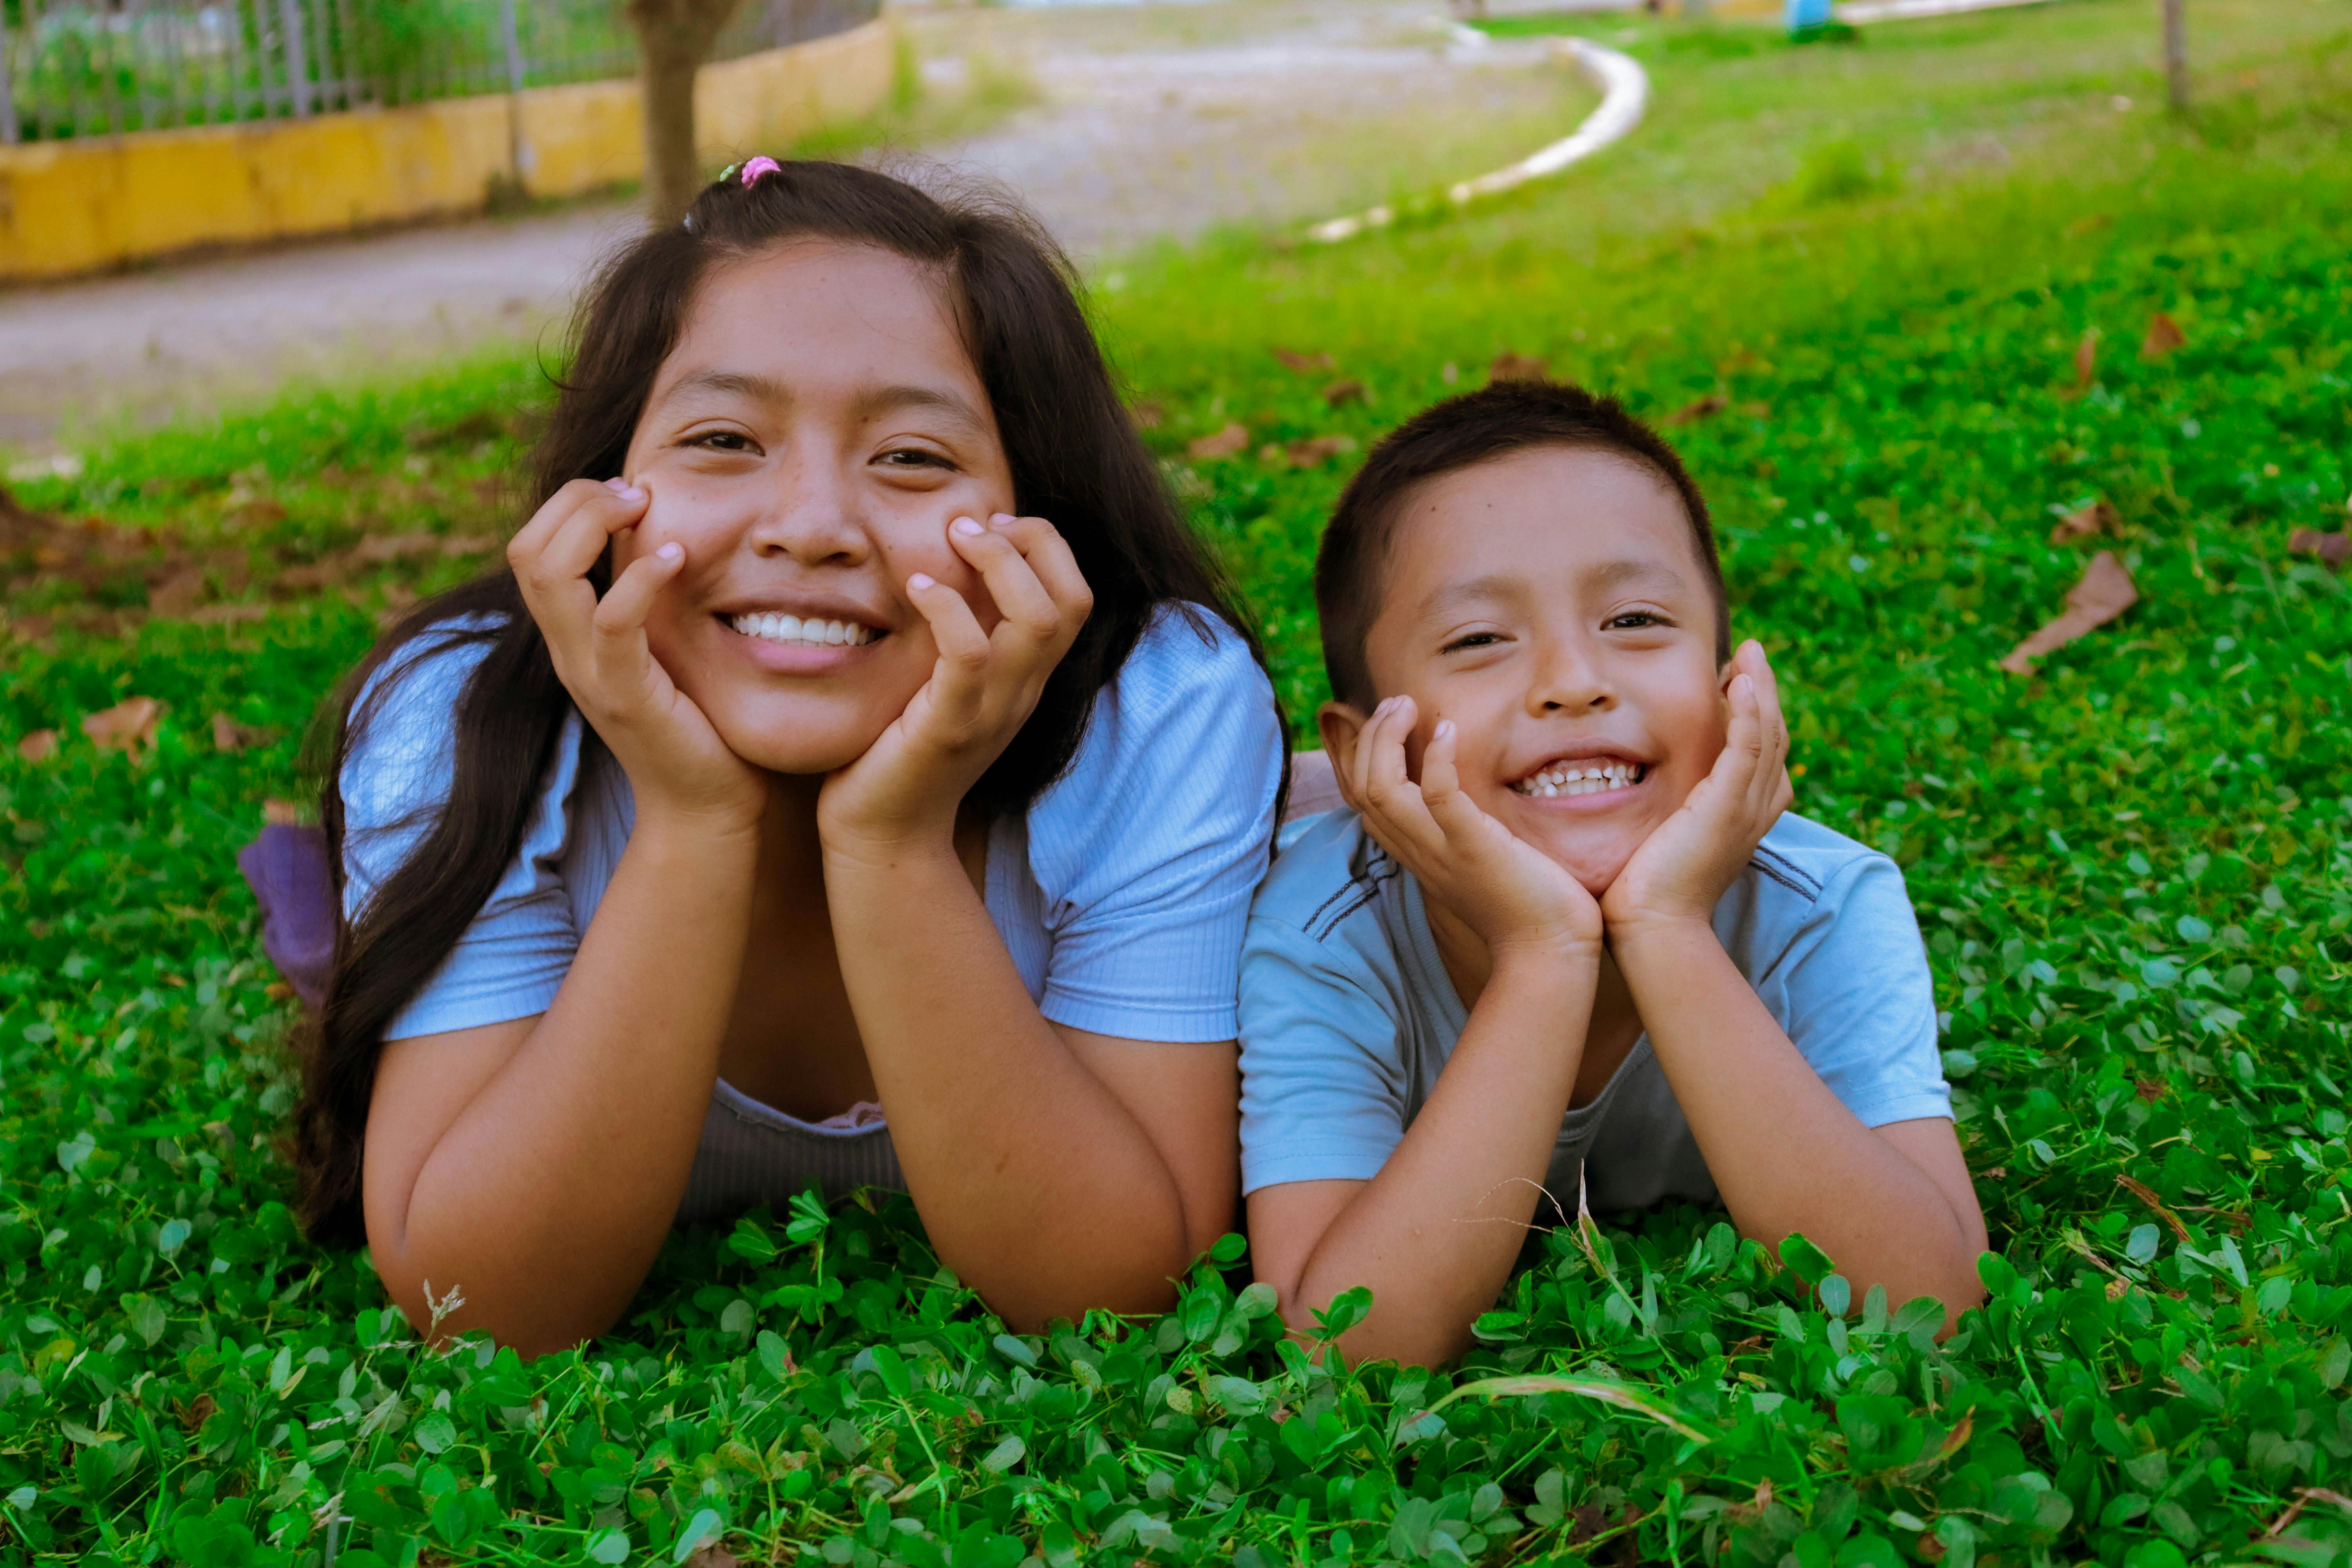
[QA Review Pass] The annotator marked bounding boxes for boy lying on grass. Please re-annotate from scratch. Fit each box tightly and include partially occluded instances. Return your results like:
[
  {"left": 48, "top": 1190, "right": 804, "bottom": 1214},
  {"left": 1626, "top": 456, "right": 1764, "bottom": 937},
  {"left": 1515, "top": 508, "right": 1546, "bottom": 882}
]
[{"left": 1241, "top": 382, "right": 1989, "bottom": 1365}]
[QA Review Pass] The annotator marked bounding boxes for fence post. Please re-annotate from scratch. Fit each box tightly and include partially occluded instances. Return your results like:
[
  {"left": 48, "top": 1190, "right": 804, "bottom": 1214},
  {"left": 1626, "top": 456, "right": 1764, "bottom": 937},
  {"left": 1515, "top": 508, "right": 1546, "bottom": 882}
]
[
  {"left": 498, "top": 0, "right": 532, "bottom": 194},
  {"left": 279, "top": 0, "right": 313, "bottom": 116},
  {"left": 0, "top": 9, "right": 18, "bottom": 145}
]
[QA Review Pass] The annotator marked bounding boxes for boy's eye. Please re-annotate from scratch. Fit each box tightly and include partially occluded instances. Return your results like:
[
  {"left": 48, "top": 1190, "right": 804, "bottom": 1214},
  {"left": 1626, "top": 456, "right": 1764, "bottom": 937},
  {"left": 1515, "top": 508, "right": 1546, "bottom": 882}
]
[
  {"left": 1607, "top": 611, "right": 1668, "bottom": 630},
  {"left": 1442, "top": 632, "right": 1504, "bottom": 652}
]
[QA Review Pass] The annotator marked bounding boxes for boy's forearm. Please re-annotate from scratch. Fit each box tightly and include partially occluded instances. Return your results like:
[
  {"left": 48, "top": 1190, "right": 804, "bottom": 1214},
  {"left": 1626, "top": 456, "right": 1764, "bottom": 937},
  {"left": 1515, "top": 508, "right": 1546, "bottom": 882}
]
[
  {"left": 1609, "top": 919, "right": 1981, "bottom": 1309},
  {"left": 1289, "top": 948, "right": 1598, "bottom": 1365}
]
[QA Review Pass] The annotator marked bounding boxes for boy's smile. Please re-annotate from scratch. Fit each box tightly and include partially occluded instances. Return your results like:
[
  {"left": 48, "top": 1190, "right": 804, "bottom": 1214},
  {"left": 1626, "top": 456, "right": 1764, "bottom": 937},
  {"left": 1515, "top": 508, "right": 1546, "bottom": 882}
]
[{"left": 1338, "top": 444, "right": 1730, "bottom": 895}]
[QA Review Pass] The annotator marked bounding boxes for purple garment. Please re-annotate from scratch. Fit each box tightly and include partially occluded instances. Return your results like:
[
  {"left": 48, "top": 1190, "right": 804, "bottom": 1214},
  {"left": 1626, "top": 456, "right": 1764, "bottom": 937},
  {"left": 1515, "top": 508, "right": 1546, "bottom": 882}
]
[{"left": 237, "top": 824, "right": 336, "bottom": 1009}]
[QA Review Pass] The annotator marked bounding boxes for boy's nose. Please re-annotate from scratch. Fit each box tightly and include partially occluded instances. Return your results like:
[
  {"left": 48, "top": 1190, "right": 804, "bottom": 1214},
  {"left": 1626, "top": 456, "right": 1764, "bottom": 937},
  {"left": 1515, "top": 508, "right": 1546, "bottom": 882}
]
[{"left": 1528, "top": 642, "right": 1615, "bottom": 714}]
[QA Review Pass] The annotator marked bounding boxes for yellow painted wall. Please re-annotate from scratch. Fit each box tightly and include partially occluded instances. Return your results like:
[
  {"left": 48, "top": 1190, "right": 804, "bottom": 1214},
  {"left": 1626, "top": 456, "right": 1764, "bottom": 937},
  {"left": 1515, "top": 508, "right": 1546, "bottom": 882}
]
[{"left": 0, "top": 19, "right": 893, "bottom": 283}]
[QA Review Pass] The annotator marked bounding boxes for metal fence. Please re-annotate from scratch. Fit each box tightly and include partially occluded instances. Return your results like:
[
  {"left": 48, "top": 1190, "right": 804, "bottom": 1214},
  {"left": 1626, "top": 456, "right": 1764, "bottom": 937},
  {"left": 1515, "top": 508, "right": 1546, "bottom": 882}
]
[{"left": 0, "top": 0, "right": 880, "bottom": 145}]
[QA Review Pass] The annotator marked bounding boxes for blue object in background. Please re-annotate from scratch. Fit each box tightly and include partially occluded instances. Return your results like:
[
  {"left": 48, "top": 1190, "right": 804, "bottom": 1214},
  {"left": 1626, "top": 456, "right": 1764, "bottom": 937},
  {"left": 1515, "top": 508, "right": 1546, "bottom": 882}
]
[{"left": 1788, "top": 0, "right": 1835, "bottom": 29}]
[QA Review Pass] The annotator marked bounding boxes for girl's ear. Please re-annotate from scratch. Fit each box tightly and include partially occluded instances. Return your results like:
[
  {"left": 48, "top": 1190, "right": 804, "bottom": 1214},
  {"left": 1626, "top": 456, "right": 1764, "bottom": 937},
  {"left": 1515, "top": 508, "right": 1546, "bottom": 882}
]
[{"left": 1318, "top": 701, "right": 1369, "bottom": 778}]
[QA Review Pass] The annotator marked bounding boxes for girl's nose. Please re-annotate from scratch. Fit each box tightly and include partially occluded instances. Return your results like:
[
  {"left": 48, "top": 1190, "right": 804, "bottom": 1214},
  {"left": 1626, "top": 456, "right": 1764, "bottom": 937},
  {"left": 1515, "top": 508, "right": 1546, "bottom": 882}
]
[{"left": 745, "top": 461, "right": 868, "bottom": 566}]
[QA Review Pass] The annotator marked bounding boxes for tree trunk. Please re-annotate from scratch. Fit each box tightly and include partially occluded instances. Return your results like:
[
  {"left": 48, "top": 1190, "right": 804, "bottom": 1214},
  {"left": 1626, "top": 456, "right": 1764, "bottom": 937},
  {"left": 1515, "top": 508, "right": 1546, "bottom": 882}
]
[
  {"left": 626, "top": 0, "right": 746, "bottom": 228},
  {"left": 2162, "top": 0, "right": 2189, "bottom": 114}
]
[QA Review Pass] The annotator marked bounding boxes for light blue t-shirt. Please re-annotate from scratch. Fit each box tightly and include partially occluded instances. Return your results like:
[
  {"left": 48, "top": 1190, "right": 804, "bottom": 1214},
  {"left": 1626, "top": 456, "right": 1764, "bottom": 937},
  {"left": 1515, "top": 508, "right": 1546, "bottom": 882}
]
[
  {"left": 1238, "top": 810, "right": 1952, "bottom": 1215},
  {"left": 340, "top": 604, "right": 1284, "bottom": 1216}
]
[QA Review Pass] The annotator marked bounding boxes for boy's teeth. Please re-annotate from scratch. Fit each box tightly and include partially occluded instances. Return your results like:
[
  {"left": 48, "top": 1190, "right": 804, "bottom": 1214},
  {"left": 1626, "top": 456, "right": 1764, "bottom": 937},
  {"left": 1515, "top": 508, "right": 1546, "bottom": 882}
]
[
  {"left": 1512, "top": 760, "right": 1646, "bottom": 797},
  {"left": 730, "top": 613, "right": 874, "bottom": 648}
]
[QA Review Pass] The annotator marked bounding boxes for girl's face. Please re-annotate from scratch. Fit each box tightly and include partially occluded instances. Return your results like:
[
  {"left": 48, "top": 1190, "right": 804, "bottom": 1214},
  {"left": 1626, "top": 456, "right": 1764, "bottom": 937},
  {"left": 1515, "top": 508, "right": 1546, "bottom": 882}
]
[{"left": 615, "top": 240, "right": 1015, "bottom": 775}]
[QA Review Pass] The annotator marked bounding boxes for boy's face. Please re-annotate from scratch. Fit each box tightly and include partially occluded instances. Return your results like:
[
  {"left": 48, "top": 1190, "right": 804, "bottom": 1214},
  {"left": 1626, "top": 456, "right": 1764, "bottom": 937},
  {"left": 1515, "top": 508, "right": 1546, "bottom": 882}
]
[{"left": 1330, "top": 445, "right": 1730, "bottom": 896}]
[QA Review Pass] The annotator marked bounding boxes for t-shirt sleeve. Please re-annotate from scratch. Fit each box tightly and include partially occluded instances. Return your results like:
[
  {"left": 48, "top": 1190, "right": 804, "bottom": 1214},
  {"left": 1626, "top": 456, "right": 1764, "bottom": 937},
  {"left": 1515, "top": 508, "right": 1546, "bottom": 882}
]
[
  {"left": 1022, "top": 609, "right": 1285, "bottom": 1042},
  {"left": 1238, "top": 916, "right": 1413, "bottom": 1193},
  {"left": 339, "top": 630, "right": 586, "bottom": 1041},
  {"left": 1768, "top": 853, "right": 1952, "bottom": 1127}
]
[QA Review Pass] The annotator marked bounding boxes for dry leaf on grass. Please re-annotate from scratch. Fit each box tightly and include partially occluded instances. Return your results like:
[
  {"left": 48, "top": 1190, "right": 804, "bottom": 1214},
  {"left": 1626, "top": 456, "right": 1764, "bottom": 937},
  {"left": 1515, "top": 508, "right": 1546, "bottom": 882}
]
[
  {"left": 1285, "top": 435, "right": 1358, "bottom": 468},
  {"left": 1738, "top": 400, "right": 1773, "bottom": 419},
  {"left": 147, "top": 568, "right": 209, "bottom": 617},
  {"left": 211, "top": 712, "right": 280, "bottom": 753},
  {"left": 2288, "top": 529, "right": 2351, "bottom": 571},
  {"left": 16, "top": 729, "right": 58, "bottom": 762},
  {"left": 441, "top": 534, "right": 500, "bottom": 557},
  {"left": 83, "top": 696, "right": 165, "bottom": 752},
  {"left": 2060, "top": 329, "right": 2098, "bottom": 399},
  {"left": 1272, "top": 347, "right": 1337, "bottom": 374},
  {"left": 9, "top": 613, "right": 54, "bottom": 643},
  {"left": 1322, "top": 379, "right": 1366, "bottom": 408},
  {"left": 1666, "top": 394, "right": 1728, "bottom": 426},
  {"left": 2140, "top": 311, "right": 2187, "bottom": 360},
  {"left": 1998, "top": 550, "right": 2137, "bottom": 674},
  {"left": 263, "top": 798, "right": 305, "bottom": 825},
  {"left": 2049, "top": 498, "right": 2119, "bottom": 544},
  {"left": 1488, "top": 352, "right": 1550, "bottom": 384},
  {"left": 1185, "top": 424, "right": 1250, "bottom": 461},
  {"left": 683, "top": 1545, "right": 741, "bottom": 1568},
  {"left": 2065, "top": 212, "right": 2113, "bottom": 237},
  {"left": 1128, "top": 401, "right": 1164, "bottom": 430}
]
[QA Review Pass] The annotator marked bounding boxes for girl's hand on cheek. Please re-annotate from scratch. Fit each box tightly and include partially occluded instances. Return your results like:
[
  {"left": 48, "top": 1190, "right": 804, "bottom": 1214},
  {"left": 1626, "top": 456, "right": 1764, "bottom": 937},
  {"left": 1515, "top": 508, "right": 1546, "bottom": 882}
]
[
  {"left": 1601, "top": 640, "right": 1793, "bottom": 937},
  {"left": 818, "top": 513, "right": 1092, "bottom": 856},
  {"left": 1339, "top": 698, "right": 1601, "bottom": 963},
  {"left": 510, "top": 477, "right": 768, "bottom": 837}
]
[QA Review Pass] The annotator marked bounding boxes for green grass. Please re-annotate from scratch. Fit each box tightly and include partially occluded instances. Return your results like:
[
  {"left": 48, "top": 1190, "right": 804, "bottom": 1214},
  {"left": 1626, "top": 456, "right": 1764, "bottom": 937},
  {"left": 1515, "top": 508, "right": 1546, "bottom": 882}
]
[{"left": 4, "top": 3, "right": 2352, "bottom": 1564}]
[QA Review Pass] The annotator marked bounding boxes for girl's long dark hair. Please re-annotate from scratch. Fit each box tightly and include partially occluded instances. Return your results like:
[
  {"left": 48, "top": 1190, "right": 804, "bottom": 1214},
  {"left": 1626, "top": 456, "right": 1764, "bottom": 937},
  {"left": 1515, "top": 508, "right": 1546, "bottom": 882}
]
[{"left": 292, "top": 161, "right": 1273, "bottom": 1244}]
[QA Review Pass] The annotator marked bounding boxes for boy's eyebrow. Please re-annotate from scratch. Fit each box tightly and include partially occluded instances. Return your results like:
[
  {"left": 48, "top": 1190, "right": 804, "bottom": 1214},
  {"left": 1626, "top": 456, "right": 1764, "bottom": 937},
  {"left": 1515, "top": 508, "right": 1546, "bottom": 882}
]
[{"left": 1417, "top": 557, "right": 1689, "bottom": 617}]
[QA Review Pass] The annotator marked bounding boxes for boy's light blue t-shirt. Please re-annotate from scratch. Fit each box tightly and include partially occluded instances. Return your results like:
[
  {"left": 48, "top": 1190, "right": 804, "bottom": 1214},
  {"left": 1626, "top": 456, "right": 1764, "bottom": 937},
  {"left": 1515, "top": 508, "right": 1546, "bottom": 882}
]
[{"left": 1238, "top": 810, "right": 1953, "bottom": 1214}]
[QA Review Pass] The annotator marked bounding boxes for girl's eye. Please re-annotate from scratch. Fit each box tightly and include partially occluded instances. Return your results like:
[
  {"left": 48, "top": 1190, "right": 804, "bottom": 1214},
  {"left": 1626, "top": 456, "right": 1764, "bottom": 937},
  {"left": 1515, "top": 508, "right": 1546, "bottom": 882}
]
[
  {"left": 878, "top": 448, "right": 952, "bottom": 469},
  {"left": 687, "top": 430, "right": 756, "bottom": 453}
]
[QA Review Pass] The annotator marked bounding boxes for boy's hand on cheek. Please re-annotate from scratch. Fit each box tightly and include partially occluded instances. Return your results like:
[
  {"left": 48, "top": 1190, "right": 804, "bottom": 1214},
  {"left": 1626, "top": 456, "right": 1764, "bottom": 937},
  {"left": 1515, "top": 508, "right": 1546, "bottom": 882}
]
[
  {"left": 1337, "top": 696, "right": 1601, "bottom": 962},
  {"left": 1602, "top": 640, "right": 1794, "bottom": 937}
]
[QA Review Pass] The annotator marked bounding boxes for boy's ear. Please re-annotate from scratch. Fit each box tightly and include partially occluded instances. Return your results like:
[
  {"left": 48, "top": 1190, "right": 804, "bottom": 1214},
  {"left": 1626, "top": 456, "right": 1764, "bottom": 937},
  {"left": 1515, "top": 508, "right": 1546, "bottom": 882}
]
[{"left": 1317, "top": 701, "right": 1369, "bottom": 778}]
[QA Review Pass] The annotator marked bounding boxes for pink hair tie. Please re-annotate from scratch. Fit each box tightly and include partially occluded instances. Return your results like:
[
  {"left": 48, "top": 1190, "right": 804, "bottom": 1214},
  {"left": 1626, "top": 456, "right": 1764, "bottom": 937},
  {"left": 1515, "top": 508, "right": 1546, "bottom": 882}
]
[{"left": 739, "top": 156, "right": 782, "bottom": 187}]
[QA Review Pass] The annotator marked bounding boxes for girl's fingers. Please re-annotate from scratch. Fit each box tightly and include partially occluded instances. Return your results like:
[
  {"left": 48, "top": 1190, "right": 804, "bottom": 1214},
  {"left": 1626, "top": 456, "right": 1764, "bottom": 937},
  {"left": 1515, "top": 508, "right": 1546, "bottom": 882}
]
[
  {"left": 588, "top": 541, "right": 684, "bottom": 689},
  {"left": 987, "top": 514, "right": 1095, "bottom": 626},
  {"left": 947, "top": 518, "right": 1064, "bottom": 649},
  {"left": 906, "top": 570, "right": 991, "bottom": 722}
]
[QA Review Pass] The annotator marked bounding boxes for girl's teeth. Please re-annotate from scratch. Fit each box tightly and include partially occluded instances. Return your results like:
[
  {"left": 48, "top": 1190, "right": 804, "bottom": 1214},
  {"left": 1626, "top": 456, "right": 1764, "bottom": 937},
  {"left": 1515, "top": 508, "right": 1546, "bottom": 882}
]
[{"left": 730, "top": 614, "right": 873, "bottom": 648}]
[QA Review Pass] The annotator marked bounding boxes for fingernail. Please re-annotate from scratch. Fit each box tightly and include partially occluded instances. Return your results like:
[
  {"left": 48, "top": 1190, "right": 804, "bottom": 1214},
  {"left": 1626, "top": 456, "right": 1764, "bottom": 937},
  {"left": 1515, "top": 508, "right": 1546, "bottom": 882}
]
[
  {"left": 952, "top": 517, "right": 984, "bottom": 536},
  {"left": 990, "top": 512, "right": 1016, "bottom": 526},
  {"left": 604, "top": 476, "right": 627, "bottom": 492},
  {"left": 617, "top": 483, "right": 646, "bottom": 501},
  {"left": 909, "top": 572, "right": 935, "bottom": 591},
  {"left": 1435, "top": 719, "right": 1454, "bottom": 739},
  {"left": 657, "top": 542, "right": 682, "bottom": 562}
]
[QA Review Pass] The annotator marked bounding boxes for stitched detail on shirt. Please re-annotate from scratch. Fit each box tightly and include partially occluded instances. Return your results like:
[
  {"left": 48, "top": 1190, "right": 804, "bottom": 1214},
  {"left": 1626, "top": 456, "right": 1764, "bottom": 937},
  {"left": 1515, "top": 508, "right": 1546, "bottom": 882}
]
[
  {"left": 1305, "top": 865, "right": 1398, "bottom": 941},
  {"left": 1749, "top": 851, "right": 1820, "bottom": 903},
  {"left": 1751, "top": 846, "right": 1824, "bottom": 901}
]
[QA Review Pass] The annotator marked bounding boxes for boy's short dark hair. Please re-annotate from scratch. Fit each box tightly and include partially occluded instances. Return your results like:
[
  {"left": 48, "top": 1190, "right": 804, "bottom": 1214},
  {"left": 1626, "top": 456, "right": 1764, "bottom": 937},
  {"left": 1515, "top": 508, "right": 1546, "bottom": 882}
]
[{"left": 1313, "top": 379, "right": 1729, "bottom": 711}]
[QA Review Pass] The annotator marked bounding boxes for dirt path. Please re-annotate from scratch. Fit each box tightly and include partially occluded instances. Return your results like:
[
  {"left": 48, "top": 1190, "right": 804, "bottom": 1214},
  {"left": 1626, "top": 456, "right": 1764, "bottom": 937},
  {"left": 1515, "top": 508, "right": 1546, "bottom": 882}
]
[{"left": 1, "top": 1, "right": 1577, "bottom": 458}]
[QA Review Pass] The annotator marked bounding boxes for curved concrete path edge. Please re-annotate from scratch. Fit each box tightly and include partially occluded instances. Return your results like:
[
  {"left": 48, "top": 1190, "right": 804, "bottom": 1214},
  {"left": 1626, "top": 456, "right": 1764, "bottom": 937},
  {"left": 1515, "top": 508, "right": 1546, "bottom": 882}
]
[{"left": 1304, "top": 37, "right": 1648, "bottom": 245}]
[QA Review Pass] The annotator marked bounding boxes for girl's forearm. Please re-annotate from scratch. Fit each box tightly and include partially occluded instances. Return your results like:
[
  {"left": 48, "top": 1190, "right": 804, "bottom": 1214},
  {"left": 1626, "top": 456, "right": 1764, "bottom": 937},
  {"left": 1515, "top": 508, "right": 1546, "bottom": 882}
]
[
  {"left": 1287, "top": 951, "right": 1598, "bottom": 1367},
  {"left": 823, "top": 837, "right": 1212, "bottom": 1329},
  {"left": 1610, "top": 919, "right": 1982, "bottom": 1312},
  {"left": 380, "top": 818, "right": 759, "bottom": 1354}
]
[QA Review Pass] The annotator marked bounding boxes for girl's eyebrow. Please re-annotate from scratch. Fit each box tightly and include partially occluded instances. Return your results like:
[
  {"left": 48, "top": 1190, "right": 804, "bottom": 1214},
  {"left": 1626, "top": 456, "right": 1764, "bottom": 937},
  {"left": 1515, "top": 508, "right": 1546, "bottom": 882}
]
[{"left": 654, "top": 371, "right": 988, "bottom": 435}]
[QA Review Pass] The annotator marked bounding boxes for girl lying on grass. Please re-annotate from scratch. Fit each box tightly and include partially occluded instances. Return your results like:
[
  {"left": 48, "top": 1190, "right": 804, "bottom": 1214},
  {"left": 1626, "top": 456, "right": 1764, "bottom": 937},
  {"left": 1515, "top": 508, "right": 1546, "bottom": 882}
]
[
  {"left": 296, "top": 160, "right": 1285, "bottom": 1356},
  {"left": 1240, "top": 381, "right": 1988, "bottom": 1366}
]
